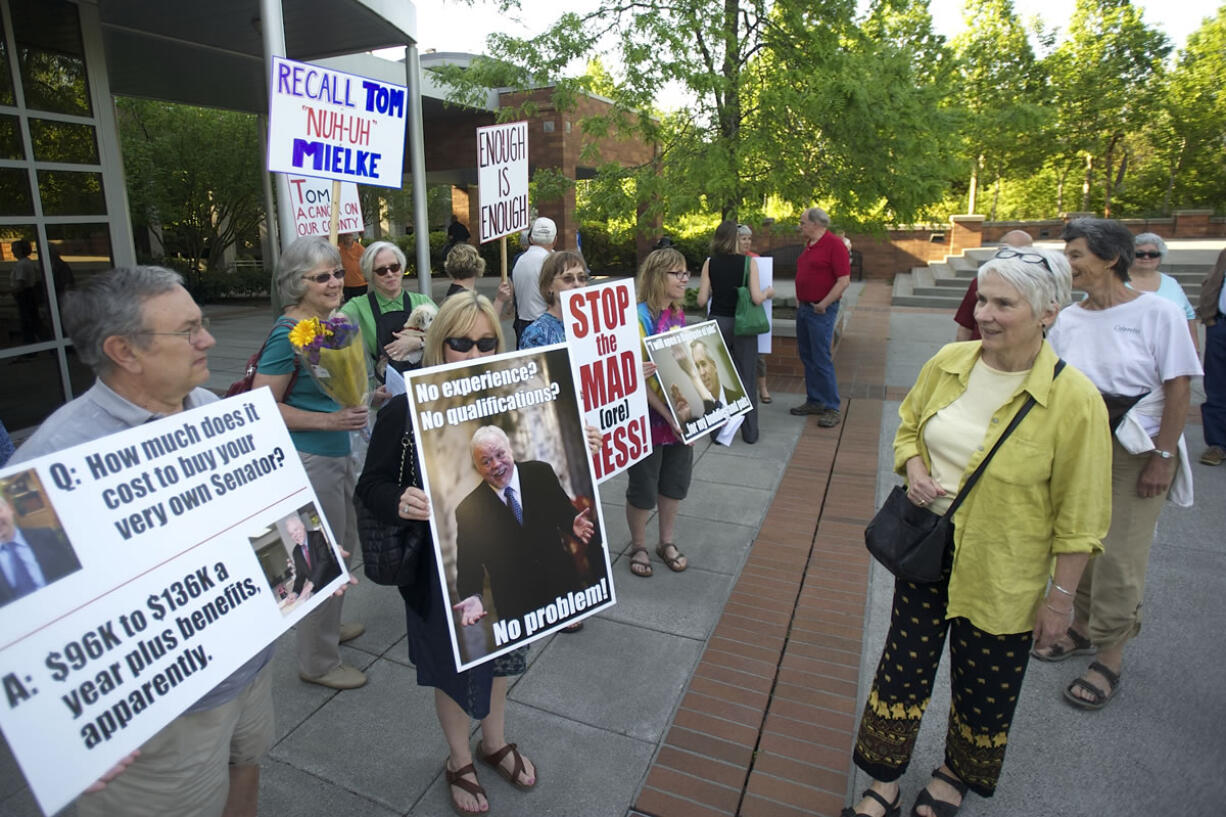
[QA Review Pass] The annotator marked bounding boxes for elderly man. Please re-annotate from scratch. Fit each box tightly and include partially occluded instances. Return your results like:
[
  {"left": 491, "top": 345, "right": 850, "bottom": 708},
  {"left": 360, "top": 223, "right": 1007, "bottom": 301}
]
[
  {"left": 791, "top": 208, "right": 850, "bottom": 427},
  {"left": 511, "top": 217, "right": 556, "bottom": 346},
  {"left": 0, "top": 493, "right": 81, "bottom": 607},
  {"left": 452, "top": 425, "right": 594, "bottom": 630},
  {"left": 11, "top": 267, "right": 274, "bottom": 817},
  {"left": 953, "top": 229, "right": 1033, "bottom": 342},
  {"left": 690, "top": 338, "right": 745, "bottom": 412},
  {"left": 286, "top": 514, "right": 340, "bottom": 602}
]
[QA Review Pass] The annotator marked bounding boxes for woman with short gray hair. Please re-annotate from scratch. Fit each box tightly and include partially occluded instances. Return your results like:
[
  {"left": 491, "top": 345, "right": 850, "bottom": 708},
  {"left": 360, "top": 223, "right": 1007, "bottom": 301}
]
[
  {"left": 254, "top": 236, "right": 369, "bottom": 691},
  {"left": 1128, "top": 231, "right": 1197, "bottom": 352},
  {"left": 339, "top": 239, "right": 435, "bottom": 376}
]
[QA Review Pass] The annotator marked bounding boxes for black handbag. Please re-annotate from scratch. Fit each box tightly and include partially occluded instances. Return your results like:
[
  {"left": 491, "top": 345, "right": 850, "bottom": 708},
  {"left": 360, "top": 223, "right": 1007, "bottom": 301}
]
[
  {"left": 865, "top": 360, "right": 1066, "bottom": 583},
  {"left": 355, "top": 425, "right": 427, "bottom": 586}
]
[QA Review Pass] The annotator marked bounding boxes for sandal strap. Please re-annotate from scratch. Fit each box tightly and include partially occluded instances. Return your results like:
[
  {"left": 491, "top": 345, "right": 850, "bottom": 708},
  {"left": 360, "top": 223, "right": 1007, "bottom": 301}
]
[
  {"left": 931, "top": 767, "right": 968, "bottom": 795},
  {"left": 1087, "top": 661, "right": 1120, "bottom": 689},
  {"left": 1066, "top": 627, "right": 1092, "bottom": 650},
  {"left": 483, "top": 742, "right": 524, "bottom": 782},
  {"left": 860, "top": 787, "right": 895, "bottom": 812},
  {"left": 1067, "top": 676, "right": 1108, "bottom": 704},
  {"left": 445, "top": 763, "right": 486, "bottom": 799}
]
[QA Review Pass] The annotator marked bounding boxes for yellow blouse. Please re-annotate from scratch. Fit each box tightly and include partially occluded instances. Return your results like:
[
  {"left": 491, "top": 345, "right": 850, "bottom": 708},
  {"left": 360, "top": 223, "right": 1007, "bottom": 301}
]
[{"left": 893, "top": 341, "right": 1111, "bottom": 634}]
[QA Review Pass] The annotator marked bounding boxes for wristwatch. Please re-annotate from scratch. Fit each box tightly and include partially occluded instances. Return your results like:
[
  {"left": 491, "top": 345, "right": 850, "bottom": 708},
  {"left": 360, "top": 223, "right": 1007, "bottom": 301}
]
[{"left": 1151, "top": 448, "right": 1174, "bottom": 459}]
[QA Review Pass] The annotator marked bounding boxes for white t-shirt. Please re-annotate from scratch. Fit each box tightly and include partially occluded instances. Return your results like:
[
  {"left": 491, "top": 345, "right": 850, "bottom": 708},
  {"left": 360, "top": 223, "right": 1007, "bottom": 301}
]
[
  {"left": 511, "top": 244, "right": 551, "bottom": 321},
  {"left": 1047, "top": 292, "right": 1202, "bottom": 436}
]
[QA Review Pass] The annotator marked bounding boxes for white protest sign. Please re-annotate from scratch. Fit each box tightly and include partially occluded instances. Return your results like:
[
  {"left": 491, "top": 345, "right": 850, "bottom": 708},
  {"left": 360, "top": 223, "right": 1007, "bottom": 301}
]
[
  {"left": 755, "top": 256, "right": 774, "bottom": 354},
  {"left": 561, "top": 280, "right": 651, "bottom": 482},
  {"left": 285, "top": 175, "right": 364, "bottom": 238},
  {"left": 267, "top": 56, "right": 407, "bottom": 188},
  {"left": 407, "top": 346, "right": 615, "bottom": 672},
  {"left": 475, "top": 121, "right": 529, "bottom": 242},
  {"left": 642, "top": 320, "right": 752, "bottom": 444},
  {"left": 0, "top": 389, "right": 346, "bottom": 816}
]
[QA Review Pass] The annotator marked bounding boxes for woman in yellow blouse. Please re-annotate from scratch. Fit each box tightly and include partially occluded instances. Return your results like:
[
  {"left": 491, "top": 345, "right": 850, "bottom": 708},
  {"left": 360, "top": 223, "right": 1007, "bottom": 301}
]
[{"left": 842, "top": 249, "right": 1111, "bottom": 817}]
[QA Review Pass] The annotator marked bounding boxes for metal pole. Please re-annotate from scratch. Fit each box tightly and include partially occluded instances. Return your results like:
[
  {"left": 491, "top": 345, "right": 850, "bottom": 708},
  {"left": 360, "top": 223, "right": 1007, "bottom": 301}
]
[
  {"left": 406, "top": 44, "right": 431, "bottom": 298},
  {"left": 259, "top": 0, "right": 297, "bottom": 275},
  {"left": 256, "top": 113, "right": 281, "bottom": 314}
]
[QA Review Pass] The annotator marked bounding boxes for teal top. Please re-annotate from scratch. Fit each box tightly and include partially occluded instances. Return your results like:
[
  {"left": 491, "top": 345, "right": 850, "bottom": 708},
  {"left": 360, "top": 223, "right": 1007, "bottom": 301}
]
[{"left": 257, "top": 318, "right": 349, "bottom": 457}]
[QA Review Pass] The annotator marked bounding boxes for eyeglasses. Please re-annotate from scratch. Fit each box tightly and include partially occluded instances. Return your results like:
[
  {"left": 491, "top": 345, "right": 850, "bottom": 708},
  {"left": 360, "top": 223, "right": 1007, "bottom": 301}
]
[
  {"left": 1134, "top": 251, "right": 1162, "bottom": 259},
  {"left": 666, "top": 269, "right": 690, "bottom": 280},
  {"left": 136, "top": 317, "right": 211, "bottom": 343},
  {"left": 445, "top": 336, "right": 498, "bottom": 353},
  {"left": 559, "top": 272, "right": 588, "bottom": 285},
  {"left": 993, "top": 248, "right": 1051, "bottom": 271},
  {"left": 303, "top": 268, "right": 345, "bottom": 284},
  {"left": 373, "top": 262, "right": 402, "bottom": 276}
]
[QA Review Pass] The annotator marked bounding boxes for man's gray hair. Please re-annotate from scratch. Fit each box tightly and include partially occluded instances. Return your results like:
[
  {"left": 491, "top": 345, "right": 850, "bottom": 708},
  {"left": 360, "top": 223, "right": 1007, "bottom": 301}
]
[
  {"left": 803, "top": 207, "right": 830, "bottom": 228},
  {"left": 1134, "top": 232, "right": 1168, "bottom": 260},
  {"left": 978, "top": 247, "right": 1072, "bottom": 318},
  {"left": 360, "top": 240, "right": 407, "bottom": 280},
  {"left": 275, "top": 236, "right": 342, "bottom": 305},
  {"left": 470, "top": 425, "right": 511, "bottom": 457},
  {"left": 62, "top": 266, "right": 184, "bottom": 376}
]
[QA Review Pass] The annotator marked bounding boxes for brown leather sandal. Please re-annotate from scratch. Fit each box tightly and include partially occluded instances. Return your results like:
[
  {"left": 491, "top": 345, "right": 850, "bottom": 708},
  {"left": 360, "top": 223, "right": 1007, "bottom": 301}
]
[
  {"left": 478, "top": 742, "right": 537, "bottom": 790},
  {"left": 656, "top": 542, "right": 688, "bottom": 572},
  {"left": 628, "top": 546, "right": 653, "bottom": 577},
  {"left": 444, "top": 761, "right": 487, "bottom": 815}
]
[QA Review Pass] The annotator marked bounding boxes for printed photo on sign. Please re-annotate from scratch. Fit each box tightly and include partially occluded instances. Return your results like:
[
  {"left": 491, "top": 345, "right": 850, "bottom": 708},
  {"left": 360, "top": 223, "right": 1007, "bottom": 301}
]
[
  {"left": 560, "top": 280, "right": 652, "bottom": 482},
  {"left": 643, "top": 319, "right": 751, "bottom": 444},
  {"left": 407, "top": 345, "right": 614, "bottom": 672},
  {"left": 0, "top": 389, "right": 346, "bottom": 816},
  {"left": 249, "top": 502, "right": 341, "bottom": 616}
]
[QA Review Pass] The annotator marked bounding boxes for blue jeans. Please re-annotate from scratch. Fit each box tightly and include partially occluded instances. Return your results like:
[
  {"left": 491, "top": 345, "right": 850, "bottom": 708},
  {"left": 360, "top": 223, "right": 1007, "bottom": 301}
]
[
  {"left": 796, "top": 301, "right": 840, "bottom": 408},
  {"left": 1204, "top": 319, "right": 1226, "bottom": 448}
]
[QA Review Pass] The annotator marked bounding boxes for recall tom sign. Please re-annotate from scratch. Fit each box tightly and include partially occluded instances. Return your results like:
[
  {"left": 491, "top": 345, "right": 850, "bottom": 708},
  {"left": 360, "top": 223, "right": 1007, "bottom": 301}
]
[{"left": 476, "top": 121, "right": 529, "bottom": 243}]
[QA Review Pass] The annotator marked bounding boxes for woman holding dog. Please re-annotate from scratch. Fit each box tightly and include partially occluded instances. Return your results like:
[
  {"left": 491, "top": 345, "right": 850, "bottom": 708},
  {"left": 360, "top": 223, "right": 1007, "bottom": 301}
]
[{"left": 339, "top": 240, "right": 436, "bottom": 375}]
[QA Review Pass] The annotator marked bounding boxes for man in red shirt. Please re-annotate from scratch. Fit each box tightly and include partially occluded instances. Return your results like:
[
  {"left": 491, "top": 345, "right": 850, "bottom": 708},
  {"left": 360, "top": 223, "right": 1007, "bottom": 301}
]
[{"left": 791, "top": 207, "right": 850, "bottom": 427}]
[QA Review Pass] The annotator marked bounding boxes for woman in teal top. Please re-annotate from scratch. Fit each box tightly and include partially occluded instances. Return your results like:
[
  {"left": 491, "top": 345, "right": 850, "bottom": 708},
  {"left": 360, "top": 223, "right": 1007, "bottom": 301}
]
[
  {"left": 339, "top": 240, "right": 436, "bottom": 372},
  {"left": 253, "top": 236, "right": 369, "bottom": 691},
  {"left": 1128, "top": 232, "right": 1198, "bottom": 353}
]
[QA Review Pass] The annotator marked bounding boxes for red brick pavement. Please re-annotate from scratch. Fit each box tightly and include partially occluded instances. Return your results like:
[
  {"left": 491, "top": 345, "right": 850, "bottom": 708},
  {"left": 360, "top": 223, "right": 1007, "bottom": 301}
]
[{"left": 631, "top": 281, "right": 894, "bottom": 817}]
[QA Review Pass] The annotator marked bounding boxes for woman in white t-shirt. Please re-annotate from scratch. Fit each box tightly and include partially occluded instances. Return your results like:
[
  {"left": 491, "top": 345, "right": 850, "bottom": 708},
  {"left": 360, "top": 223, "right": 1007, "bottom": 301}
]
[
  {"left": 1128, "top": 231, "right": 1198, "bottom": 353},
  {"left": 1040, "top": 218, "right": 1203, "bottom": 712}
]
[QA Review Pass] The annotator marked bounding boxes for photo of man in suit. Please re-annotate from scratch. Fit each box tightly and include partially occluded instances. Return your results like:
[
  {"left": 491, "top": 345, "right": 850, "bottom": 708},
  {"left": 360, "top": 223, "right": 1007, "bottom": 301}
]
[
  {"left": 452, "top": 426, "right": 596, "bottom": 628},
  {"left": 286, "top": 514, "right": 341, "bottom": 604},
  {"left": 691, "top": 337, "right": 745, "bottom": 410},
  {"left": 0, "top": 492, "right": 81, "bottom": 608}
]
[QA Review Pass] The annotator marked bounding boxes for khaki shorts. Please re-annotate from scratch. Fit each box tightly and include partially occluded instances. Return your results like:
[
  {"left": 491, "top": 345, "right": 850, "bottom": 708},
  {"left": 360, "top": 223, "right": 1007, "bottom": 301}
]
[{"left": 76, "top": 662, "right": 274, "bottom": 817}]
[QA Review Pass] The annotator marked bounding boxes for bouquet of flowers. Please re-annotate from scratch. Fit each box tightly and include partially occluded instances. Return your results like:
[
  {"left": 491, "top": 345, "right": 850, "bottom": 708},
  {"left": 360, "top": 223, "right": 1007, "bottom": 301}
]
[{"left": 287, "top": 316, "right": 369, "bottom": 408}]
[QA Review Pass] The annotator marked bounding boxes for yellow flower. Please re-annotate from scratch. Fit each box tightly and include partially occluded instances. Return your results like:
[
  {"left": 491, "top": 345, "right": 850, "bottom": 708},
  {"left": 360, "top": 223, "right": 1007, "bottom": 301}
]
[{"left": 289, "top": 318, "right": 319, "bottom": 349}]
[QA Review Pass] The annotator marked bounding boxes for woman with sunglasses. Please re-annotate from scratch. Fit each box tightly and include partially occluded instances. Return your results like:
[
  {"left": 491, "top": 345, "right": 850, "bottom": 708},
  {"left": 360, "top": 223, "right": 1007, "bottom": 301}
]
[
  {"left": 698, "top": 219, "right": 773, "bottom": 444},
  {"left": 254, "top": 236, "right": 369, "bottom": 690},
  {"left": 339, "top": 240, "right": 436, "bottom": 379},
  {"left": 1127, "top": 232, "right": 1198, "bottom": 353},
  {"left": 519, "top": 250, "right": 588, "bottom": 348},
  {"left": 842, "top": 247, "right": 1110, "bottom": 817},
  {"left": 1036, "top": 219, "right": 1201, "bottom": 711}
]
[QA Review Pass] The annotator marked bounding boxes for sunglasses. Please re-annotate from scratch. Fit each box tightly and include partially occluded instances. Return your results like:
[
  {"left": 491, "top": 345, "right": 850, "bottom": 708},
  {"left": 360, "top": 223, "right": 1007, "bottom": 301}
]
[
  {"left": 993, "top": 248, "right": 1051, "bottom": 271},
  {"left": 373, "top": 262, "right": 402, "bottom": 276},
  {"left": 559, "top": 273, "right": 588, "bottom": 285},
  {"left": 445, "top": 336, "right": 498, "bottom": 353},
  {"left": 304, "top": 268, "right": 345, "bottom": 284},
  {"left": 1134, "top": 251, "right": 1162, "bottom": 259}
]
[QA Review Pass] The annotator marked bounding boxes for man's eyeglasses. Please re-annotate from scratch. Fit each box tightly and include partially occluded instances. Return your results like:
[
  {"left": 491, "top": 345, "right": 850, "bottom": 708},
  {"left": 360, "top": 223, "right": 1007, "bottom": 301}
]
[
  {"left": 993, "top": 248, "right": 1051, "bottom": 271},
  {"left": 666, "top": 269, "right": 690, "bottom": 280},
  {"left": 373, "top": 262, "right": 402, "bottom": 276},
  {"left": 1134, "top": 251, "right": 1162, "bottom": 259},
  {"left": 559, "top": 272, "right": 588, "bottom": 285},
  {"left": 303, "top": 268, "right": 345, "bottom": 284},
  {"left": 445, "top": 336, "right": 498, "bottom": 353},
  {"left": 137, "top": 317, "right": 211, "bottom": 343}
]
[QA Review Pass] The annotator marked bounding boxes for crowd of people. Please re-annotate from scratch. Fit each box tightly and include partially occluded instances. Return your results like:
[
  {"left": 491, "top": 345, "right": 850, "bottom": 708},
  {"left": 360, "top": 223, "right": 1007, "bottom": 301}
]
[{"left": 5, "top": 211, "right": 1219, "bottom": 817}]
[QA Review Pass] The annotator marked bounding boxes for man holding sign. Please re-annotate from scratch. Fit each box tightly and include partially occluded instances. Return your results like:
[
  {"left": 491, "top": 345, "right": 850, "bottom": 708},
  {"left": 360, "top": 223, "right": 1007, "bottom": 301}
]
[{"left": 11, "top": 268, "right": 276, "bottom": 817}]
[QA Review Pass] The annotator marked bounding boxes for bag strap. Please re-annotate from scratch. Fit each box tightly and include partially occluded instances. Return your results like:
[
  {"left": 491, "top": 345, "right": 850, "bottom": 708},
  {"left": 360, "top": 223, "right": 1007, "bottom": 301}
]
[
  {"left": 398, "top": 398, "right": 417, "bottom": 488},
  {"left": 264, "top": 316, "right": 301, "bottom": 395},
  {"left": 742, "top": 256, "right": 751, "bottom": 287},
  {"left": 367, "top": 290, "right": 382, "bottom": 320},
  {"left": 941, "top": 359, "right": 1066, "bottom": 519}
]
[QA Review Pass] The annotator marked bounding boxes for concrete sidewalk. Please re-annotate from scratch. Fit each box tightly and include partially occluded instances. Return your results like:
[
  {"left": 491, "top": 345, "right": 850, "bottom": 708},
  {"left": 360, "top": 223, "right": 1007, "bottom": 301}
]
[{"left": 2, "top": 281, "right": 1222, "bottom": 817}]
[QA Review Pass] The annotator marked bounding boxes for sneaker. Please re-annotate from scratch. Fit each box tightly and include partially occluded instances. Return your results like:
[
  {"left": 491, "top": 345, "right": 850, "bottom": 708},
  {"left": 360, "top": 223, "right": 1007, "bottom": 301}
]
[
  {"left": 817, "top": 409, "right": 842, "bottom": 428},
  {"left": 1200, "top": 445, "right": 1225, "bottom": 466},
  {"left": 300, "top": 663, "right": 367, "bottom": 690},
  {"left": 339, "top": 621, "right": 366, "bottom": 643},
  {"left": 789, "top": 401, "right": 824, "bottom": 416}
]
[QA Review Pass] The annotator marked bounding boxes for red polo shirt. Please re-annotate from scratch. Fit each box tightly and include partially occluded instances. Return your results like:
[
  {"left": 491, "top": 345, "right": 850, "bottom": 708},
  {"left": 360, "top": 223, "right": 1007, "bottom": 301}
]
[{"left": 795, "top": 230, "right": 850, "bottom": 304}]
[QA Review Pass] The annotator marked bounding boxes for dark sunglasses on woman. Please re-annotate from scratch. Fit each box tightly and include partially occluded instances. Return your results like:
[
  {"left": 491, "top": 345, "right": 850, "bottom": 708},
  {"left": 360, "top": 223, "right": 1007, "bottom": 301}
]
[
  {"left": 1134, "top": 251, "right": 1162, "bottom": 259},
  {"left": 445, "top": 336, "right": 498, "bottom": 353},
  {"left": 373, "top": 262, "right": 403, "bottom": 275},
  {"left": 304, "top": 268, "right": 345, "bottom": 283}
]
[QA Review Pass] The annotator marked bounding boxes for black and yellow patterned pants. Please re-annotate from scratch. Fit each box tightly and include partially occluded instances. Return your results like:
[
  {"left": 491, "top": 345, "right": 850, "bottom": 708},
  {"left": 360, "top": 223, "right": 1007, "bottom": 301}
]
[{"left": 851, "top": 557, "right": 1032, "bottom": 798}]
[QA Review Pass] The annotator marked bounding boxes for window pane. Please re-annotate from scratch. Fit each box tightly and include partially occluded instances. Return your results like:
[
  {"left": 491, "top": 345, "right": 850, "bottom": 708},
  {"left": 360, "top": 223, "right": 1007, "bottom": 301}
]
[
  {"left": 45, "top": 223, "right": 111, "bottom": 301},
  {"left": 0, "top": 350, "right": 67, "bottom": 433},
  {"left": 0, "top": 168, "right": 33, "bottom": 215},
  {"left": 0, "top": 226, "right": 49, "bottom": 351},
  {"left": 0, "top": 115, "right": 23, "bottom": 160},
  {"left": 30, "top": 118, "right": 98, "bottom": 164},
  {"left": 0, "top": 16, "right": 13, "bottom": 106},
  {"left": 38, "top": 169, "right": 106, "bottom": 215},
  {"left": 12, "top": 0, "right": 91, "bottom": 117}
]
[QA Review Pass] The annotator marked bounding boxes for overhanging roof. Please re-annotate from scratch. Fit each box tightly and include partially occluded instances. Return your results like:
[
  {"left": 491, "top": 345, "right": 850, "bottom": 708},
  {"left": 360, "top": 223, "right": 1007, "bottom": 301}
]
[{"left": 98, "top": 0, "right": 417, "bottom": 113}]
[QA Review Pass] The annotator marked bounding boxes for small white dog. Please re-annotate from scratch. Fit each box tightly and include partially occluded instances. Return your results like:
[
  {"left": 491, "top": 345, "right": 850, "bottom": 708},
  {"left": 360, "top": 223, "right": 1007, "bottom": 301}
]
[{"left": 399, "top": 302, "right": 438, "bottom": 365}]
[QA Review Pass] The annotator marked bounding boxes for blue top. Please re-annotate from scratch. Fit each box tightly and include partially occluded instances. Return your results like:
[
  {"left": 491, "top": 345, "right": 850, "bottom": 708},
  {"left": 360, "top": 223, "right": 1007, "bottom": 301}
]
[
  {"left": 519, "top": 312, "right": 566, "bottom": 348},
  {"left": 257, "top": 318, "right": 350, "bottom": 457},
  {"left": 1128, "top": 273, "right": 1194, "bottom": 320}
]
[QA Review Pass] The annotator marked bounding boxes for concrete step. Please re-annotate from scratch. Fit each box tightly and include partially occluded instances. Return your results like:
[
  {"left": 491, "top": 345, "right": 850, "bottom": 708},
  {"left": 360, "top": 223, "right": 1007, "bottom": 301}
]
[
  {"left": 892, "top": 273, "right": 964, "bottom": 308},
  {"left": 930, "top": 262, "right": 970, "bottom": 287}
]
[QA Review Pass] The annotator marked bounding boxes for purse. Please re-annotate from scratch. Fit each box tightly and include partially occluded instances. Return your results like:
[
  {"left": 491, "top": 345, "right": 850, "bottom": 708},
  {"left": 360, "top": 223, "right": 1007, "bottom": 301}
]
[
  {"left": 733, "top": 257, "right": 770, "bottom": 336},
  {"left": 865, "top": 360, "right": 1066, "bottom": 583},
  {"left": 355, "top": 421, "right": 428, "bottom": 586}
]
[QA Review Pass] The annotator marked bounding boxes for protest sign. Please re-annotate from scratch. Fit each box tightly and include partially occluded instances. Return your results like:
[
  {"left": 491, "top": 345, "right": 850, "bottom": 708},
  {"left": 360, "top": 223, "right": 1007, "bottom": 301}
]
[
  {"left": 755, "top": 256, "right": 774, "bottom": 354},
  {"left": 267, "top": 56, "right": 407, "bottom": 188},
  {"left": 0, "top": 389, "right": 345, "bottom": 816},
  {"left": 475, "top": 121, "right": 529, "bottom": 243},
  {"left": 407, "top": 346, "right": 614, "bottom": 671},
  {"left": 560, "top": 280, "right": 651, "bottom": 482},
  {"left": 643, "top": 320, "right": 751, "bottom": 444},
  {"left": 285, "top": 175, "right": 364, "bottom": 238}
]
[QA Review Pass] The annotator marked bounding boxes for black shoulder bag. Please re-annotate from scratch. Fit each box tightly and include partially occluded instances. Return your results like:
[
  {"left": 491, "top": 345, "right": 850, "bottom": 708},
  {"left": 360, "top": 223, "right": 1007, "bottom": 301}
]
[
  {"left": 355, "top": 410, "right": 428, "bottom": 587},
  {"left": 865, "top": 360, "right": 1066, "bottom": 583}
]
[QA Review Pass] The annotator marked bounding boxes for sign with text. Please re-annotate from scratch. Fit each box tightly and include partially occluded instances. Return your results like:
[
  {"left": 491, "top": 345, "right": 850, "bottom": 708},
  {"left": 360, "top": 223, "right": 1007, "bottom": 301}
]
[
  {"left": 285, "top": 175, "right": 364, "bottom": 238},
  {"left": 643, "top": 320, "right": 751, "bottom": 444},
  {"left": 0, "top": 389, "right": 346, "bottom": 816},
  {"left": 407, "top": 346, "right": 614, "bottom": 671},
  {"left": 475, "top": 121, "right": 529, "bottom": 242},
  {"left": 267, "top": 56, "right": 407, "bottom": 188},
  {"left": 561, "top": 280, "right": 651, "bottom": 482},
  {"left": 755, "top": 256, "right": 774, "bottom": 354}
]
